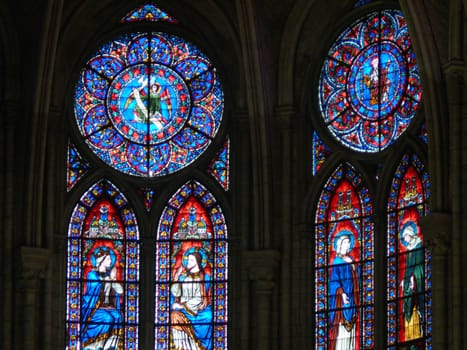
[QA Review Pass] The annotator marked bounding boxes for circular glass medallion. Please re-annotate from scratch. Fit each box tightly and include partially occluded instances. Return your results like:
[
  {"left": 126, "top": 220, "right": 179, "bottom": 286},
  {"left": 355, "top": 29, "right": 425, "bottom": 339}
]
[
  {"left": 318, "top": 10, "right": 421, "bottom": 153},
  {"left": 106, "top": 64, "right": 191, "bottom": 144},
  {"left": 74, "top": 32, "right": 224, "bottom": 177},
  {"left": 347, "top": 42, "right": 406, "bottom": 120}
]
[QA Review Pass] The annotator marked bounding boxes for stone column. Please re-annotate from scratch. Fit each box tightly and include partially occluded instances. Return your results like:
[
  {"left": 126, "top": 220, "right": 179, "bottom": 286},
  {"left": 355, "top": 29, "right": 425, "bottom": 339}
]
[
  {"left": 419, "top": 212, "right": 451, "bottom": 348},
  {"left": 18, "top": 246, "right": 51, "bottom": 350},
  {"left": 245, "top": 250, "right": 280, "bottom": 350}
]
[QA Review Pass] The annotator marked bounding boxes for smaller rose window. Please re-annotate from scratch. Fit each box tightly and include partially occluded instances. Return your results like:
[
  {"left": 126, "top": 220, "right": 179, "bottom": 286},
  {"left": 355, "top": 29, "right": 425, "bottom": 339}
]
[{"left": 318, "top": 10, "right": 422, "bottom": 153}]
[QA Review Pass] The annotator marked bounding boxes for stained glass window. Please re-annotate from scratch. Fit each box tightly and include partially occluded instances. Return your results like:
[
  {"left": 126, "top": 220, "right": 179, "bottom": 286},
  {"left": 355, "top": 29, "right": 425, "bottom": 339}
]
[
  {"left": 315, "top": 163, "right": 374, "bottom": 349},
  {"left": 66, "top": 180, "right": 140, "bottom": 349},
  {"left": 67, "top": 141, "right": 92, "bottom": 191},
  {"left": 312, "top": 131, "right": 332, "bottom": 176},
  {"left": 155, "top": 180, "right": 228, "bottom": 349},
  {"left": 74, "top": 31, "right": 224, "bottom": 177},
  {"left": 387, "top": 154, "right": 431, "bottom": 349},
  {"left": 318, "top": 9, "right": 422, "bottom": 153},
  {"left": 121, "top": 3, "right": 177, "bottom": 24},
  {"left": 208, "top": 138, "right": 230, "bottom": 191}
]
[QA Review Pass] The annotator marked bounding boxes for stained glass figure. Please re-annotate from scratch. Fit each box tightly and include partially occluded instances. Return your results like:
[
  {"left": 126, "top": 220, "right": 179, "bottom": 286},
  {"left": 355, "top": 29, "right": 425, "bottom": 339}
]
[
  {"left": 67, "top": 141, "right": 92, "bottom": 191},
  {"left": 155, "top": 180, "right": 228, "bottom": 350},
  {"left": 208, "top": 138, "right": 230, "bottom": 191},
  {"left": 312, "top": 131, "right": 332, "bottom": 176},
  {"left": 315, "top": 163, "right": 374, "bottom": 349},
  {"left": 66, "top": 180, "right": 140, "bottom": 349},
  {"left": 387, "top": 154, "right": 432, "bottom": 349},
  {"left": 121, "top": 3, "right": 177, "bottom": 23},
  {"left": 74, "top": 32, "right": 224, "bottom": 177},
  {"left": 318, "top": 10, "right": 422, "bottom": 152},
  {"left": 140, "top": 187, "right": 156, "bottom": 211}
]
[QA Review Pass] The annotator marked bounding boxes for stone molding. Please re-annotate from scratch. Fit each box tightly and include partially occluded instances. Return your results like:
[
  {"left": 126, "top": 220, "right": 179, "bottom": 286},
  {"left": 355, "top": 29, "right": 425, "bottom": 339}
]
[{"left": 244, "top": 249, "right": 281, "bottom": 284}]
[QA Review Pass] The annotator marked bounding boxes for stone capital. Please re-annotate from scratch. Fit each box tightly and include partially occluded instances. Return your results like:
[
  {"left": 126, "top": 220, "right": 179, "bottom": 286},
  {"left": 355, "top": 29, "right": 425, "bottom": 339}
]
[
  {"left": 275, "top": 104, "right": 296, "bottom": 130},
  {"left": 244, "top": 249, "right": 281, "bottom": 282},
  {"left": 419, "top": 212, "right": 451, "bottom": 256},
  {"left": 18, "top": 246, "right": 51, "bottom": 289}
]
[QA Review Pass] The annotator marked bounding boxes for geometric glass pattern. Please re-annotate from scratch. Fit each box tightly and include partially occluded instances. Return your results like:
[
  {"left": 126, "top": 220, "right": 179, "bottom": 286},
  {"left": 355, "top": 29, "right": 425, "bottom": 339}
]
[
  {"left": 67, "top": 141, "right": 92, "bottom": 191},
  {"left": 312, "top": 131, "right": 332, "bottom": 176},
  {"left": 74, "top": 31, "right": 224, "bottom": 177},
  {"left": 155, "top": 180, "right": 228, "bottom": 350},
  {"left": 121, "top": 3, "right": 178, "bottom": 24},
  {"left": 66, "top": 180, "right": 140, "bottom": 349},
  {"left": 318, "top": 10, "right": 422, "bottom": 153},
  {"left": 387, "top": 153, "right": 432, "bottom": 349},
  {"left": 208, "top": 138, "right": 230, "bottom": 191},
  {"left": 315, "top": 163, "right": 374, "bottom": 349}
]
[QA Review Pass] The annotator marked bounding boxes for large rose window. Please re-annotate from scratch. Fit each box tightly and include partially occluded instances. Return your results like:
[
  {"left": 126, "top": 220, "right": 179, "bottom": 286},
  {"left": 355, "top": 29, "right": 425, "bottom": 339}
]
[
  {"left": 318, "top": 10, "right": 422, "bottom": 153},
  {"left": 75, "top": 32, "right": 224, "bottom": 176}
]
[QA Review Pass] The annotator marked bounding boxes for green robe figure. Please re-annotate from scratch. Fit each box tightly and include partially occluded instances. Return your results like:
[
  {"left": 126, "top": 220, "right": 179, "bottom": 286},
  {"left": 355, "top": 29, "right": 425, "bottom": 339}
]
[{"left": 400, "top": 222, "right": 424, "bottom": 341}]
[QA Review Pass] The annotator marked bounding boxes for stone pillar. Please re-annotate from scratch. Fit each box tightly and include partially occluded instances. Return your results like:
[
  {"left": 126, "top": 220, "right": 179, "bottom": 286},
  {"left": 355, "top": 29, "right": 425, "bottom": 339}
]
[
  {"left": 419, "top": 212, "right": 451, "bottom": 348},
  {"left": 18, "top": 246, "right": 51, "bottom": 350},
  {"left": 245, "top": 250, "right": 280, "bottom": 350}
]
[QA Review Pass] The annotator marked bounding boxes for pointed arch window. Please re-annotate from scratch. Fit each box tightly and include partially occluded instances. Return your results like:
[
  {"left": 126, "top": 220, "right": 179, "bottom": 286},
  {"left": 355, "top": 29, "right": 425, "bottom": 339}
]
[
  {"left": 312, "top": 5, "right": 430, "bottom": 350},
  {"left": 387, "top": 154, "right": 431, "bottom": 349},
  {"left": 66, "top": 3, "right": 229, "bottom": 349},
  {"left": 66, "top": 180, "right": 140, "bottom": 349},
  {"left": 155, "top": 180, "right": 228, "bottom": 349},
  {"left": 315, "top": 163, "right": 374, "bottom": 349}
]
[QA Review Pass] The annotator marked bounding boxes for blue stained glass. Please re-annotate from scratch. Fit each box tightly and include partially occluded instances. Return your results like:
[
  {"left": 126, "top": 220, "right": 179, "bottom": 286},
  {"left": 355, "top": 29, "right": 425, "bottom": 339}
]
[
  {"left": 208, "top": 138, "right": 230, "bottom": 191},
  {"left": 75, "top": 32, "right": 224, "bottom": 177},
  {"left": 354, "top": 0, "right": 375, "bottom": 7},
  {"left": 155, "top": 181, "right": 228, "bottom": 349},
  {"left": 121, "top": 3, "right": 178, "bottom": 24},
  {"left": 312, "top": 131, "right": 332, "bottom": 176},
  {"left": 67, "top": 141, "right": 92, "bottom": 191},
  {"left": 66, "top": 180, "right": 140, "bottom": 349},
  {"left": 319, "top": 10, "right": 422, "bottom": 153}
]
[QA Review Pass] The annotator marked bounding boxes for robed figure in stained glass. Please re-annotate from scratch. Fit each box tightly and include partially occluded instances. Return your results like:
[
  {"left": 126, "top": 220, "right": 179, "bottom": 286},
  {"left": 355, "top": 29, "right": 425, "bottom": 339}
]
[
  {"left": 124, "top": 77, "right": 172, "bottom": 130},
  {"left": 400, "top": 220, "right": 424, "bottom": 341},
  {"left": 81, "top": 245, "right": 124, "bottom": 349},
  {"left": 329, "top": 228, "right": 360, "bottom": 350},
  {"left": 170, "top": 246, "right": 213, "bottom": 350}
]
